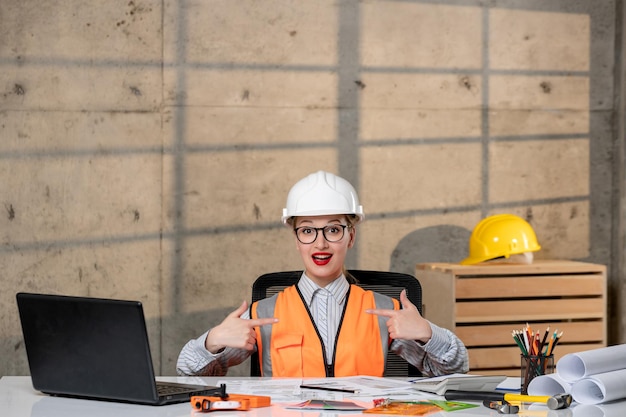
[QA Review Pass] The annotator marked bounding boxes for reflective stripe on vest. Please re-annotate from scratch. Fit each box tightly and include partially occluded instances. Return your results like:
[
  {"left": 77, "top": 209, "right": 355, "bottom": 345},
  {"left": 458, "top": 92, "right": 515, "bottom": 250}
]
[{"left": 251, "top": 284, "right": 399, "bottom": 377}]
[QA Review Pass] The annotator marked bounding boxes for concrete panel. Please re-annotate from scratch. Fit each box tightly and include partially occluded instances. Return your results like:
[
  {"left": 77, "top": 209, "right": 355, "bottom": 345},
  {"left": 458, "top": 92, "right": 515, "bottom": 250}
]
[
  {"left": 0, "top": 112, "right": 162, "bottom": 242},
  {"left": 169, "top": 107, "right": 337, "bottom": 146},
  {"left": 161, "top": 149, "right": 338, "bottom": 231},
  {"left": 1, "top": 155, "right": 161, "bottom": 241},
  {"left": 164, "top": 69, "right": 337, "bottom": 108},
  {"left": 1, "top": 66, "right": 162, "bottom": 112},
  {"left": 490, "top": 8, "right": 590, "bottom": 71},
  {"left": 361, "top": 109, "right": 482, "bottom": 141},
  {"left": 490, "top": 75, "right": 589, "bottom": 110},
  {"left": 0, "top": 0, "right": 162, "bottom": 111},
  {"left": 489, "top": 139, "right": 589, "bottom": 202},
  {"left": 361, "top": 143, "right": 482, "bottom": 214},
  {"left": 165, "top": 0, "right": 337, "bottom": 66},
  {"left": 360, "top": 73, "right": 482, "bottom": 109},
  {"left": 168, "top": 230, "right": 299, "bottom": 315},
  {"left": 489, "top": 109, "right": 589, "bottom": 136},
  {"left": 361, "top": 2, "right": 482, "bottom": 69},
  {"left": 0, "top": 110, "right": 162, "bottom": 153},
  {"left": 0, "top": 0, "right": 161, "bottom": 60}
]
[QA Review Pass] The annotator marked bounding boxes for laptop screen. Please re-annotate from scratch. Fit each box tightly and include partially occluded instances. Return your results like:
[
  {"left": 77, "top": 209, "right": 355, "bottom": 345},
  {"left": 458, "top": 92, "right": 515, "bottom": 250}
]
[{"left": 17, "top": 293, "right": 162, "bottom": 403}]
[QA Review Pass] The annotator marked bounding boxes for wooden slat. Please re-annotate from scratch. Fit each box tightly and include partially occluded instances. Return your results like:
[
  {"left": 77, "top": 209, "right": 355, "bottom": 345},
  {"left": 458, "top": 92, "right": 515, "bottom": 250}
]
[
  {"left": 477, "top": 369, "right": 520, "bottom": 377},
  {"left": 456, "top": 275, "right": 604, "bottom": 299},
  {"left": 468, "top": 344, "right": 605, "bottom": 370},
  {"left": 417, "top": 260, "right": 606, "bottom": 277},
  {"left": 456, "top": 298, "right": 604, "bottom": 323},
  {"left": 456, "top": 321, "right": 605, "bottom": 347}
]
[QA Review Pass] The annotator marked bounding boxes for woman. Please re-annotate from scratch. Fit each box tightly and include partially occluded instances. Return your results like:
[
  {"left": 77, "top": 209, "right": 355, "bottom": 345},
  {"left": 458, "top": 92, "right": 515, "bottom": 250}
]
[{"left": 177, "top": 171, "right": 469, "bottom": 377}]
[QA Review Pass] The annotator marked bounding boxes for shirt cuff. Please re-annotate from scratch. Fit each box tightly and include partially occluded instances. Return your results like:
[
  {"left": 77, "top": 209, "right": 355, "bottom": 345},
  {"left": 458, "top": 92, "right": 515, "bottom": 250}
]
[
  {"left": 420, "top": 322, "right": 450, "bottom": 352},
  {"left": 193, "top": 330, "right": 223, "bottom": 359}
]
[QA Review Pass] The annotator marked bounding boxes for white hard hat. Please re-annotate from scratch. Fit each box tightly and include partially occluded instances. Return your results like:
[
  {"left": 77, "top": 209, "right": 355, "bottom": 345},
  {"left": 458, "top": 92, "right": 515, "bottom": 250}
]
[{"left": 282, "top": 171, "right": 364, "bottom": 225}]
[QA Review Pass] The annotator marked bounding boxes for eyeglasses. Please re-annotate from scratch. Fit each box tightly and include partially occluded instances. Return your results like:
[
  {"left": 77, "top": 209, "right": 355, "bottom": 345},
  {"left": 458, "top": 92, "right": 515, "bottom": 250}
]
[{"left": 294, "top": 224, "right": 349, "bottom": 244}]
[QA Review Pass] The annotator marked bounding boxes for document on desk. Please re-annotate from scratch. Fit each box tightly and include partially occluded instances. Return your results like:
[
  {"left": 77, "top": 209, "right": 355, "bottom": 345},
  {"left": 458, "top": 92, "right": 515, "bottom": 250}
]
[
  {"left": 218, "top": 376, "right": 420, "bottom": 402},
  {"left": 410, "top": 374, "right": 507, "bottom": 395},
  {"left": 218, "top": 379, "right": 304, "bottom": 402},
  {"left": 300, "top": 376, "right": 416, "bottom": 395}
]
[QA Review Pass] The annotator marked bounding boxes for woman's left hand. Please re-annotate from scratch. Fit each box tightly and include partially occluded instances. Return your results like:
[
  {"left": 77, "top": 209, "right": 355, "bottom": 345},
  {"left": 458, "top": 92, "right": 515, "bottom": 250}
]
[{"left": 366, "top": 290, "right": 433, "bottom": 343}]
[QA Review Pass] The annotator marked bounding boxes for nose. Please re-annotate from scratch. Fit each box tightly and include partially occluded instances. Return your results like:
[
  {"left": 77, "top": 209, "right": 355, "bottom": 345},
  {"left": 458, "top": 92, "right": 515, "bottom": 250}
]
[{"left": 313, "top": 230, "right": 329, "bottom": 248}]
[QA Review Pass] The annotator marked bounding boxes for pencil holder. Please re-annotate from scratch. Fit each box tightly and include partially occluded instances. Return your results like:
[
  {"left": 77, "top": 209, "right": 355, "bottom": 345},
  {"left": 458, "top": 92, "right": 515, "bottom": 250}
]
[{"left": 520, "top": 354, "right": 554, "bottom": 394}]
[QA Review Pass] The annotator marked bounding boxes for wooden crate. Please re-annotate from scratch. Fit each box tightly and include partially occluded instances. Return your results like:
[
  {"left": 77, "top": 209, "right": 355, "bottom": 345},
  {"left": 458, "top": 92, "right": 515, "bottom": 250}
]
[{"left": 416, "top": 260, "right": 607, "bottom": 376}]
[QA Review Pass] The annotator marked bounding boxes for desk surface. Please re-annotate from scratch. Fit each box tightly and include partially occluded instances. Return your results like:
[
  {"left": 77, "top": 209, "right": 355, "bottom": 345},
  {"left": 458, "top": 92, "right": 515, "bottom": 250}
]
[{"left": 0, "top": 376, "right": 618, "bottom": 417}]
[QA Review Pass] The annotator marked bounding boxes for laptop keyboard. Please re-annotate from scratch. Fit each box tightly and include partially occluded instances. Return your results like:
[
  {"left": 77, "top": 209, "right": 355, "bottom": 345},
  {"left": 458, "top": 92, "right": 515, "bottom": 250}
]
[{"left": 156, "top": 382, "right": 201, "bottom": 396}]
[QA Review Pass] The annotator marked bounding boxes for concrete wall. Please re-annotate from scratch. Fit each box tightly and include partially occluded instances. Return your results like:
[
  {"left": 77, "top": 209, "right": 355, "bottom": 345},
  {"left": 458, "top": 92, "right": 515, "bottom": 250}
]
[{"left": 1, "top": 0, "right": 622, "bottom": 376}]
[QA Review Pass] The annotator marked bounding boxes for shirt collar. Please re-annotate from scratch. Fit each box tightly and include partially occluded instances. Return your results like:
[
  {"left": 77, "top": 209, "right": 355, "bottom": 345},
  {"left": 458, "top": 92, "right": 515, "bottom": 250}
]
[{"left": 297, "top": 272, "right": 350, "bottom": 307}]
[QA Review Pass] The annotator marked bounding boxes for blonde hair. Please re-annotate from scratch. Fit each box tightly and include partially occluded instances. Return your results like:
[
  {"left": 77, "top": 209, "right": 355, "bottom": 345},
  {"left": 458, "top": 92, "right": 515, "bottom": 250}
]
[
  {"left": 344, "top": 267, "right": 358, "bottom": 284},
  {"left": 344, "top": 214, "right": 359, "bottom": 284}
]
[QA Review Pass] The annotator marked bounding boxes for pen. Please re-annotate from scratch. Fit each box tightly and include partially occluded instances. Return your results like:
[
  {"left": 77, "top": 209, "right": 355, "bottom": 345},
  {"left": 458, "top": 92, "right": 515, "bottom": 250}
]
[{"left": 299, "top": 385, "right": 360, "bottom": 394}]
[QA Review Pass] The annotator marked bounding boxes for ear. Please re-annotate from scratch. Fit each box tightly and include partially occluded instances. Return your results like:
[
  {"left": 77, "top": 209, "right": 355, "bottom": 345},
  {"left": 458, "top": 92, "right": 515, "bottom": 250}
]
[{"left": 347, "top": 227, "right": 356, "bottom": 248}]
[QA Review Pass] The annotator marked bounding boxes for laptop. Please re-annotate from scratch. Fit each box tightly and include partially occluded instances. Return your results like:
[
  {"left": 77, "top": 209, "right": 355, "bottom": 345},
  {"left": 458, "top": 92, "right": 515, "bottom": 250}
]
[{"left": 16, "top": 292, "right": 222, "bottom": 405}]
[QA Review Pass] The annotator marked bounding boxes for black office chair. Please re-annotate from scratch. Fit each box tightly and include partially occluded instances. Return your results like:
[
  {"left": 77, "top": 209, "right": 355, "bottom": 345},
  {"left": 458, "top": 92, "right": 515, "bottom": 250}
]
[{"left": 250, "top": 270, "right": 422, "bottom": 377}]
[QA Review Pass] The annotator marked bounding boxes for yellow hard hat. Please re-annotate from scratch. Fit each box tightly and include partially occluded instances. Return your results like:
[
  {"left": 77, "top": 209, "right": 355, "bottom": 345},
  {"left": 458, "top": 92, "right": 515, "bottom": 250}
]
[{"left": 461, "top": 214, "right": 541, "bottom": 265}]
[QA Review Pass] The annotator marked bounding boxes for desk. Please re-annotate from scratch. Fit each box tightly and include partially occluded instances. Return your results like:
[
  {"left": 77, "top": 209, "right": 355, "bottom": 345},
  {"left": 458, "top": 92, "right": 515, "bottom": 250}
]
[{"left": 0, "top": 376, "right": 621, "bottom": 417}]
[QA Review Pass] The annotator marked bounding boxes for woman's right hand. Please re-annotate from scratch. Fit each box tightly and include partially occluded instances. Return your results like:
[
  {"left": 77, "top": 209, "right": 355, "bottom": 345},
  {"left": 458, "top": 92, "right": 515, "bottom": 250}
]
[{"left": 204, "top": 300, "right": 278, "bottom": 353}]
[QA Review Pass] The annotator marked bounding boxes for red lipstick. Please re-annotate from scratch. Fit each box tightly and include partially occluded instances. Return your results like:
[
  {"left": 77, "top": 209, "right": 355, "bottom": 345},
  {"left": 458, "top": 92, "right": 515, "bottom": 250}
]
[{"left": 312, "top": 252, "right": 332, "bottom": 266}]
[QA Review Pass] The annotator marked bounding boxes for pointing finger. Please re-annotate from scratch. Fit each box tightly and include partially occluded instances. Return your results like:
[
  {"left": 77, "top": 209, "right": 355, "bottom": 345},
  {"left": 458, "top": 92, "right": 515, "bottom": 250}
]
[
  {"left": 365, "top": 308, "right": 395, "bottom": 318},
  {"left": 249, "top": 317, "right": 279, "bottom": 328}
]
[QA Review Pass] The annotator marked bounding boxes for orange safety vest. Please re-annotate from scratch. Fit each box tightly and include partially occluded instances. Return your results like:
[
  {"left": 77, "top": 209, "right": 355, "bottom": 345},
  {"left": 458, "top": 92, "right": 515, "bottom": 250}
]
[{"left": 251, "top": 284, "right": 400, "bottom": 377}]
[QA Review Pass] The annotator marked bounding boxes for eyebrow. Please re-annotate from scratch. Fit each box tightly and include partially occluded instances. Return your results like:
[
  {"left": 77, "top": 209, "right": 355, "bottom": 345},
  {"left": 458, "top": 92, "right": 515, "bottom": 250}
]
[{"left": 296, "top": 219, "right": 344, "bottom": 227}]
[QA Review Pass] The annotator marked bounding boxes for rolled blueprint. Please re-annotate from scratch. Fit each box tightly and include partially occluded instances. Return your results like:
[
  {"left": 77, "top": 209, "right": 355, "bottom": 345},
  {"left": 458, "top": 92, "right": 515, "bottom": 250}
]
[
  {"left": 557, "top": 345, "right": 626, "bottom": 382},
  {"left": 527, "top": 373, "right": 572, "bottom": 396},
  {"left": 569, "top": 369, "right": 626, "bottom": 405}
]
